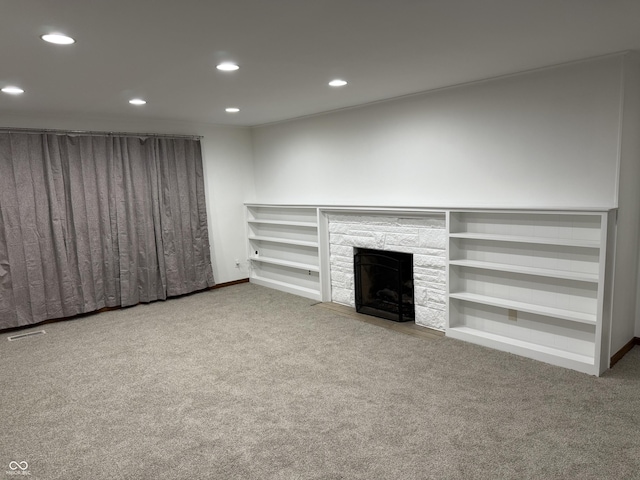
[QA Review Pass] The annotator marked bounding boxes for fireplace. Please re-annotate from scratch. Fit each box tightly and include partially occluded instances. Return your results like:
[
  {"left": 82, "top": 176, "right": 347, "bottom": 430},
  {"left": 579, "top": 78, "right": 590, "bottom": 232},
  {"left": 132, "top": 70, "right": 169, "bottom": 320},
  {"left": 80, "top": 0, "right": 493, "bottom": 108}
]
[
  {"left": 354, "top": 248, "right": 414, "bottom": 322},
  {"left": 328, "top": 213, "right": 446, "bottom": 330}
]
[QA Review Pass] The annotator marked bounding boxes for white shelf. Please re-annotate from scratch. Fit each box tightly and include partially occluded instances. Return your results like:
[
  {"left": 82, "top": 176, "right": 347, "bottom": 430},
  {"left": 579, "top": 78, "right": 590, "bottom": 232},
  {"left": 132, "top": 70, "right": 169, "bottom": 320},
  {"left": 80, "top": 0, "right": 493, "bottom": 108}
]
[
  {"left": 248, "top": 219, "right": 318, "bottom": 228},
  {"left": 449, "top": 232, "right": 600, "bottom": 249},
  {"left": 449, "top": 259, "right": 599, "bottom": 283},
  {"left": 447, "top": 210, "right": 607, "bottom": 376},
  {"left": 250, "top": 256, "right": 319, "bottom": 272},
  {"left": 447, "top": 326, "right": 595, "bottom": 366},
  {"left": 449, "top": 292, "right": 597, "bottom": 325},
  {"left": 248, "top": 235, "right": 319, "bottom": 248},
  {"left": 246, "top": 205, "right": 322, "bottom": 302},
  {"left": 250, "top": 276, "right": 321, "bottom": 301}
]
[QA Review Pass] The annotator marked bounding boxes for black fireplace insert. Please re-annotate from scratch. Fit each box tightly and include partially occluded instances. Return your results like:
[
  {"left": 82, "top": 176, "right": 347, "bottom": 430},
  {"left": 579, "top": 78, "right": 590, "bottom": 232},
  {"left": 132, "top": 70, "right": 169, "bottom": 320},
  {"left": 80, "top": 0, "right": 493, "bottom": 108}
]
[{"left": 354, "top": 248, "right": 414, "bottom": 322}]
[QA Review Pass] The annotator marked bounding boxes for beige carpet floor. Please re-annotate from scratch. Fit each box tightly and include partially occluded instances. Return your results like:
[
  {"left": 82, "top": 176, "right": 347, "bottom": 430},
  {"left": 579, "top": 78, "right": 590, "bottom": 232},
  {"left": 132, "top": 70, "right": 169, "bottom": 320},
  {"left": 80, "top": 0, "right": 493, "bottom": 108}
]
[{"left": 1, "top": 283, "right": 639, "bottom": 479}]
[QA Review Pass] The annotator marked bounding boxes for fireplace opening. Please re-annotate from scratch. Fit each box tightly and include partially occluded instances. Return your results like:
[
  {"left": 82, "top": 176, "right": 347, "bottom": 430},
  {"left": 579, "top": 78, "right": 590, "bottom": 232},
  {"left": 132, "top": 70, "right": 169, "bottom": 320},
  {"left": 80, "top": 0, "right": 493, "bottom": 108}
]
[{"left": 354, "top": 248, "right": 414, "bottom": 322}]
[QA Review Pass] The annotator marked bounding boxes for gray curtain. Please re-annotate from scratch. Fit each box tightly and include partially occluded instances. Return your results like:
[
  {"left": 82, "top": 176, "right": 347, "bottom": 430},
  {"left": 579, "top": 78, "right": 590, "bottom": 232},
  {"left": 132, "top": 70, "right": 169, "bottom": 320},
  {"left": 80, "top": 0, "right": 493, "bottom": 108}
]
[{"left": 0, "top": 132, "right": 215, "bottom": 330}]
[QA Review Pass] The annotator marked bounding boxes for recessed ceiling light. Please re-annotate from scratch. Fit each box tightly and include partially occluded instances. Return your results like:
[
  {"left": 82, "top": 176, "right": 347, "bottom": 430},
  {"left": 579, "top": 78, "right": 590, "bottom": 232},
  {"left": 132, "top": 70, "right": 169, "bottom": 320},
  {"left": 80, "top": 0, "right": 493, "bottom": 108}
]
[
  {"left": 217, "top": 62, "right": 239, "bottom": 72},
  {"left": 329, "top": 79, "right": 348, "bottom": 87},
  {"left": 41, "top": 33, "right": 75, "bottom": 45},
  {"left": 129, "top": 98, "right": 147, "bottom": 105},
  {"left": 225, "top": 107, "right": 240, "bottom": 113},
  {"left": 1, "top": 86, "right": 24, "bottom": 95}
]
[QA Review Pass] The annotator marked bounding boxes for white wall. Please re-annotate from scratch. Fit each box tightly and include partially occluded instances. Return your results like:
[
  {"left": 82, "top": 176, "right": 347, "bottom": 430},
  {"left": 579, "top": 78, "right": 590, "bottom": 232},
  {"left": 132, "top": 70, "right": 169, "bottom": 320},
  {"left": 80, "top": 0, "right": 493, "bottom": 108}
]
[
  {"left": 252, "top": 54, "right": 624, "bottom": 209},
  {"left": 0, "top": 113, "right": 255, "bottom": 284},
  {"left": 616, "top": 53, "right": 640, "bottom": 343}
]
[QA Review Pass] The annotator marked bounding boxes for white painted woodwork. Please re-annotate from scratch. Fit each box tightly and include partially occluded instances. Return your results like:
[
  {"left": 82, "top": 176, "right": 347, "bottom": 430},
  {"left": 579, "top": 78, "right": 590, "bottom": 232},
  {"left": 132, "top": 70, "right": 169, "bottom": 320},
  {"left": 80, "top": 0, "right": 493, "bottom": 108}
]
[
  {"left": 447, "top": 210, "right": 609, "bottom": 376},
  {"left": 246, "top": 205, "right": 615, "bottom": 375},
  {"left": 246, "top": 205, "right": 322, "bottom": 300}
]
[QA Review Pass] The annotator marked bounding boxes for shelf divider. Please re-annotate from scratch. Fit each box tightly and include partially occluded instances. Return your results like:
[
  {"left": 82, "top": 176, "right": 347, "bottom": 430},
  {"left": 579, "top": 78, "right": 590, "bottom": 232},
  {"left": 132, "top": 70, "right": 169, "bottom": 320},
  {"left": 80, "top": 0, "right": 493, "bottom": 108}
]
[
  {"left": 449, "top": 292, "right": 597, "bottom": 325},
  {"left": 449, "top": 259, "right": 599, "bottom": 283},
  {"left": 449, "top": 232, "right": 600, "bottom": 248},
  {"left": 250, "top": 276, "right": 321, "bottom": 301},
  {"left": 447, "top": 326, "right": 595, "bottom": 366},
  {"left": 248, "top": 235, "right": 319, "bottom": 248},
  {"left": 250, "top": 256, "right": 319, "bottom": 272},
  {"left": 248, "top": 219, "right": 318, "bottom": 228}
]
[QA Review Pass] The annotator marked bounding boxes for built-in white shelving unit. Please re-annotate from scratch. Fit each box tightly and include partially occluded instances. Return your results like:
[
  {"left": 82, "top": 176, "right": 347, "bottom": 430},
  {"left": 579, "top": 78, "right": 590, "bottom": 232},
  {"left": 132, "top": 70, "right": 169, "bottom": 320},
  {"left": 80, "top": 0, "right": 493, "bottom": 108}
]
[
  {"left": 246, "top": 205, "right": 321, "bottom": 300},
  {"left": 447, "top": 210, "right": 610, "bottom": 376},
  {"left": 245, "top": 205, "right": 615, "bottom": 375}
]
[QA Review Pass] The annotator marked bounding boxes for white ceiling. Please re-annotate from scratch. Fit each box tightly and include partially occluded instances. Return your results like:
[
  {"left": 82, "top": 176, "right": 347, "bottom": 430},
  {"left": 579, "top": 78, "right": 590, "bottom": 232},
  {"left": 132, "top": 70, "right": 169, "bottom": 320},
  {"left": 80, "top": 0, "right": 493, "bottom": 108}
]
[{"left": 2, "top": 0, "right": 640, "bottom": 127}]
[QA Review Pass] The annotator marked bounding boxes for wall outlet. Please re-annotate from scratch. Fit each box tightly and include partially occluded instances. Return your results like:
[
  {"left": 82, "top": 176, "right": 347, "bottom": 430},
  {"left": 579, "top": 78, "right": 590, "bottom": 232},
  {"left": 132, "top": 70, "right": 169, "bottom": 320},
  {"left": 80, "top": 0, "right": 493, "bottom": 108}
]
[{"left": 508, "top": 309, "right": 517, "bottom": 321}]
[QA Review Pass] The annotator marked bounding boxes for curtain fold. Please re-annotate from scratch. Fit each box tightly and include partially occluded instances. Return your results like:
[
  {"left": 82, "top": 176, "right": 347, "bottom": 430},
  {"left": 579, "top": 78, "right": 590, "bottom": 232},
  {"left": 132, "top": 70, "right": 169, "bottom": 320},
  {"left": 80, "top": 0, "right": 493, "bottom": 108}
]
[{"left": 0, "top": 132, "right": 215, "bottom": 329}]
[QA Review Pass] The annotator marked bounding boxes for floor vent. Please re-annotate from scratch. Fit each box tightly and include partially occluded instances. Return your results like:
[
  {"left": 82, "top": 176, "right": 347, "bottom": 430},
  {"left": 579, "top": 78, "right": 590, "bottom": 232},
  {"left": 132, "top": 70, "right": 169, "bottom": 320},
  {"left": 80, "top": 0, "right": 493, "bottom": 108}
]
[{"left": 7, "top": 330, "right": 46, "bottom": 341}]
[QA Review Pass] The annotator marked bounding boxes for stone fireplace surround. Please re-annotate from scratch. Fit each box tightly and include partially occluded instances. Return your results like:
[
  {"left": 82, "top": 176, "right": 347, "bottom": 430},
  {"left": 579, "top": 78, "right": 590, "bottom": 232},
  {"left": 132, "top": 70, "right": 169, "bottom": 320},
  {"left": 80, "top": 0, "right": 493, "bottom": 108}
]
[{"left": 327, "top": 213, "right": 447, "bottom": 330}]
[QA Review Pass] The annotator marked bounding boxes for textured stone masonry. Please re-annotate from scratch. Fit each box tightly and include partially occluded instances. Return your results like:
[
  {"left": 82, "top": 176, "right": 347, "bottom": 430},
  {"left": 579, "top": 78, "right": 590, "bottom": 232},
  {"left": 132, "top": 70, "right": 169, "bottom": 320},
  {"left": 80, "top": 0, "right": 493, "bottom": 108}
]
[{"left": 328, "top": 214, "right": 447, "bottom": 330}]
